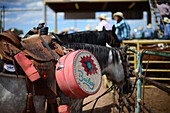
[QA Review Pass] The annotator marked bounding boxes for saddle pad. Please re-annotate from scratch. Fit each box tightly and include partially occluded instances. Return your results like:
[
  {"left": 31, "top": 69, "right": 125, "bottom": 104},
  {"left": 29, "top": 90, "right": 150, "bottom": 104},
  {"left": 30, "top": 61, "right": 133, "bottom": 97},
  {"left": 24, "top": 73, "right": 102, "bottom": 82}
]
[
  {"left": 14, "top": 52, "right": 41, "bottom": 82},
  {"left": 55, "top": 50, "right": 102, "bottom": 98}
]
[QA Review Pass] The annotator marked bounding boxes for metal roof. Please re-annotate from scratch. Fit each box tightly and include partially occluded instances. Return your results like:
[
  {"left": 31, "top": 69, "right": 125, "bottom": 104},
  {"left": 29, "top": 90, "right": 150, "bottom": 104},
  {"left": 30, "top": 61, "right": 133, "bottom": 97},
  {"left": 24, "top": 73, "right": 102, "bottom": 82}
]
[
  {"left": 43, "top": 0, "right": 150, "bottom": 13},
  {"left": 44, "top": 0, "right": 148, "bottom": 3}
]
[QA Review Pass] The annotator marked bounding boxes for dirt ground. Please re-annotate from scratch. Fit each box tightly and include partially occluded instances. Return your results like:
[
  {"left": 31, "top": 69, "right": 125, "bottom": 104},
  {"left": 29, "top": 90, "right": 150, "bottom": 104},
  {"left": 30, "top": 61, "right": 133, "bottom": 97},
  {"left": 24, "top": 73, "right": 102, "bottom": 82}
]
[{"left": 83, "top": 78, "right": 170, "bottom": 113}]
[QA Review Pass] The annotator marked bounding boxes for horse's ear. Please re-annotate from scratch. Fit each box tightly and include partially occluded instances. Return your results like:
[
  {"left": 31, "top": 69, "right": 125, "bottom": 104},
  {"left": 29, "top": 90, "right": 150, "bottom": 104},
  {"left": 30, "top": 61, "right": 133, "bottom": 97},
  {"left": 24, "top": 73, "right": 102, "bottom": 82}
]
[
  {"left": 112, "top": 25, "right": 116, "bottom": 33},
  {"left": 102, "top": 26, "right": 106, "bottom": 31}
]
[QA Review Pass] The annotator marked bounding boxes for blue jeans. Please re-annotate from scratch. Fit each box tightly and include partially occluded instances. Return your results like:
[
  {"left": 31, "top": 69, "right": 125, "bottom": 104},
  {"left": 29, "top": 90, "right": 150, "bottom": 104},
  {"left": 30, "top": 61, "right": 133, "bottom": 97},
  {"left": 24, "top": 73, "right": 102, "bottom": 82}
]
[{"left": 160, "top": 15, "right": 169, "bottom": 31}]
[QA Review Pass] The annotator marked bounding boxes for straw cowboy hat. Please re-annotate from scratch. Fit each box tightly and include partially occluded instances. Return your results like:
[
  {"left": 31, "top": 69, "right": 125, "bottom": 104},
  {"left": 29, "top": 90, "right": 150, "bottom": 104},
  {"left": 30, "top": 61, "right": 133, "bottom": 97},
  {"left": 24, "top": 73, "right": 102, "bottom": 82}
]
[
  {"left": 164, "top": 17, "right": 170, "bottom": 23},
  {"left": 97, "top": 14, "right": 107, "bottom": 20},
  {"left": 147, "top": 24, "right": 152, "bottom": 29},
  {"left": 138, "top": 26, "right": 143, "bottom": 30},
  {"left": 113, "top": 12, "right": 124, "bottom": 19}
]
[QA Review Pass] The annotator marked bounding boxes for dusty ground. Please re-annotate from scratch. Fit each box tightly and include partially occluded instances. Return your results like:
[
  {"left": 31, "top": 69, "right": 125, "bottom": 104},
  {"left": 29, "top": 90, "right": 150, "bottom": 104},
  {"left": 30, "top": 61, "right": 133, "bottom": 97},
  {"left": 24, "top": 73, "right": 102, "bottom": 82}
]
[{"left": 83, "top": 79, "right": 170, "bottom": 113}]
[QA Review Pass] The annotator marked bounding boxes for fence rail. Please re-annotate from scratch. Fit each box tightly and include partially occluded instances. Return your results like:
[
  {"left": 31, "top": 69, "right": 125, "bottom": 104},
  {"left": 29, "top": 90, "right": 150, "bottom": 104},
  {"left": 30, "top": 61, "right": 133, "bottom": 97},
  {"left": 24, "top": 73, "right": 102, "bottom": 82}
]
[{"left": 128, "top": 49, "right": 170, "bottom": 113}]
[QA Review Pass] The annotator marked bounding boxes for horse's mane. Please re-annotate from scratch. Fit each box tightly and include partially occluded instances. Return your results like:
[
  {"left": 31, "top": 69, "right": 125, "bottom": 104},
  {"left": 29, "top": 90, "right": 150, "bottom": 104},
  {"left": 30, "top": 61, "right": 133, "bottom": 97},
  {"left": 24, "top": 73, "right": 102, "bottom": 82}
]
[
  {"left": 62, "top": 43, "right": 119, "bottom": 69},
  {"left": 57, "top": 30, "right": 119, "bottom": 47}
]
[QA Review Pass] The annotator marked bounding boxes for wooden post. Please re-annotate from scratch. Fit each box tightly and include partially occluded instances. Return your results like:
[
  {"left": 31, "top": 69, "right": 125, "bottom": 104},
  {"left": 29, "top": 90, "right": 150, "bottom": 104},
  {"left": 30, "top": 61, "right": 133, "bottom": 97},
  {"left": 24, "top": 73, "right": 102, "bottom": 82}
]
[
  {"left": 147, "top": 10, "right": 151, "bottom": 25},
  {"left": 43, "top": 2, "right": 47, "bottom": 25},
  {"left": 54, "top": 12, "right": 57, "bottom": 33}
]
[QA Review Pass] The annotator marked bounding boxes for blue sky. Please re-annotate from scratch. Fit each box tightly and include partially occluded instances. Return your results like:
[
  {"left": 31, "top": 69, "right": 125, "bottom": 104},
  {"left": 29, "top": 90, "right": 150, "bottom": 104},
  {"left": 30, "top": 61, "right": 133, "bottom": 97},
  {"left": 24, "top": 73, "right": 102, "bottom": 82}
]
[{"left": 1, "top": 0, "right": 156, "bottom": 35}]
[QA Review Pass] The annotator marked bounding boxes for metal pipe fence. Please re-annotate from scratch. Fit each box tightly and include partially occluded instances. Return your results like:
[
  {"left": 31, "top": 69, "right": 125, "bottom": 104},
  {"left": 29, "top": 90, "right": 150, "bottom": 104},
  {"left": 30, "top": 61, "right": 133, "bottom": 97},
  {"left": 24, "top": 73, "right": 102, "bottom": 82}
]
[{"left": 127, "top": 48, "right": 170, "bottom": 113}]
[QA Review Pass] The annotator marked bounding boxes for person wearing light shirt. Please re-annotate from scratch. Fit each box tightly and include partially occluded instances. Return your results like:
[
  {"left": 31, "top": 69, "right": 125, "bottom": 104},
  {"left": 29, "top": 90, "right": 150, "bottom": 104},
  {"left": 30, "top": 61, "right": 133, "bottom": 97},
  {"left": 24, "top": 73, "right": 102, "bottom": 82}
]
[
  {"left": 113, "top": 12, "right": 131, "bottom": 43},
  {"left": 163, "top": 17, "right": 170, "bottom": 39},
  {"left": 95, "top": 14, "right": 112, "bottom": 31},
  {"left": 157, "top": 0, "right": 170, "bottom": 31},
  {"left": 159, "top": 17, "right": 170, "bottom": 40}
]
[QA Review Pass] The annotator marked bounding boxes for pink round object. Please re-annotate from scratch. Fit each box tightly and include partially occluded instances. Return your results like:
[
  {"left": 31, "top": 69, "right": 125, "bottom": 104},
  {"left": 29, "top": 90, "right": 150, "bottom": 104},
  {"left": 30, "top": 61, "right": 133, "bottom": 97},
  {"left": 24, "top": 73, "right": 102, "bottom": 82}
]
[{"left": 55, "top": 50, "right": 102, "bottom": 98}]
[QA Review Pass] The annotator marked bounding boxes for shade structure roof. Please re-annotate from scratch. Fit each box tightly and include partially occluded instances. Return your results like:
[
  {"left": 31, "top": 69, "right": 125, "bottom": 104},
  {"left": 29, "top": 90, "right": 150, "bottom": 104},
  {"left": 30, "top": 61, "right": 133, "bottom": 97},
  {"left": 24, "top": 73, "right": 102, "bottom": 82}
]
[{"left": 43, "top": 0, "right": 150, "bottom": 13}]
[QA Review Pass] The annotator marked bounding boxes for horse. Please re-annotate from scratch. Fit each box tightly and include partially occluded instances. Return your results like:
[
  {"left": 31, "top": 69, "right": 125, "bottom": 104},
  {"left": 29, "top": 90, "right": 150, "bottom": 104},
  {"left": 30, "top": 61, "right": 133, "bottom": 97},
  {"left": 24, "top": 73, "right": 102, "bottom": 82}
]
[
  {"left": 61, "top": 43, "right": 131, "bottom": 112},
  {"left": 56, "top": 26, "right": 120, "bottom": 47},
  {"left": 62, "top": 43, "right": 129, "bottom": 90}
]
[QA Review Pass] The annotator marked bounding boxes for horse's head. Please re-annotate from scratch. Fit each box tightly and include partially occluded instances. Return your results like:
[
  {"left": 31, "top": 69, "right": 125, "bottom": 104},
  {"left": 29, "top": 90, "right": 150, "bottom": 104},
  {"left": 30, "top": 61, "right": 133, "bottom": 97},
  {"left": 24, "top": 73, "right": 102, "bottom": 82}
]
[
  {"left": 102, "top": 46, "right": 131, "bottom": 94},
  {"left": 120, "top": 46, "right": 132, "bottom": 94},
  {"left": 102, "top": 25, "right": 120, "bottom": 47},
  {"left": 102, "top": 48, "right": 125, "bottom": 89}
]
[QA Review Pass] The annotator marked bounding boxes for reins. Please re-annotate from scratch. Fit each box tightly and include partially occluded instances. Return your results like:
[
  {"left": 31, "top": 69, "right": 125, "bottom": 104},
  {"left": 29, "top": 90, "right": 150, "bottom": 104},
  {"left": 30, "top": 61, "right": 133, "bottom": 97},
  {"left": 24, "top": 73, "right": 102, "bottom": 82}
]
[
  {"left": 82, "top": 85, "right": 114, "bottom": 113},
  {"left": 109, "top": 34, "right": 114, "bottom": 46}
]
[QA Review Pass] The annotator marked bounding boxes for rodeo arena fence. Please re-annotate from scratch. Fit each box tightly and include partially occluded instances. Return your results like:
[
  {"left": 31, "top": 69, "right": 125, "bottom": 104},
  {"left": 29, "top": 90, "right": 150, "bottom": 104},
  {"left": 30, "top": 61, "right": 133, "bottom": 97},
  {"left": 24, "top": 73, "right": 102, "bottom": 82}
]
[
  {"left": 108, "top": 48, "right": 170, "bottom": 113},
  {"left": 127, "top": 48, "right": 170, "bottom": 113}
]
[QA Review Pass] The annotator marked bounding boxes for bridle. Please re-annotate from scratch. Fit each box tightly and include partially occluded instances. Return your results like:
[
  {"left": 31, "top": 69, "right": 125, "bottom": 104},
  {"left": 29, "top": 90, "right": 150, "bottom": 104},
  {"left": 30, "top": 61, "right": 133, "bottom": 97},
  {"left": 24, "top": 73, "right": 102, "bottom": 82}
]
[{"left": 109, "top": 33, "right": 115, "bottom": 46}]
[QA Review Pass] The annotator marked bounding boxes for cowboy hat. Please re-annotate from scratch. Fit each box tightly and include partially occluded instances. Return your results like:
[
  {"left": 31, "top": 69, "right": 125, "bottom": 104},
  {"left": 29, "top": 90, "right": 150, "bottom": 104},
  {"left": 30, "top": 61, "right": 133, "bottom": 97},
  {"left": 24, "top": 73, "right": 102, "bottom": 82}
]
[
  {"left": 113, "top": 12, "right": 124, "bottom": 19},
  {"left": 97, "top": 14, "right": 107, "bottom": 20},
  {"left": 138, "top": 26, "right": 143, "bottom": 30},
  {"left": 147, "top": 24, "right": 152, "bottom": 29},
  {"left": 164, "top": 17, "right": 170, "bottom": 23}
]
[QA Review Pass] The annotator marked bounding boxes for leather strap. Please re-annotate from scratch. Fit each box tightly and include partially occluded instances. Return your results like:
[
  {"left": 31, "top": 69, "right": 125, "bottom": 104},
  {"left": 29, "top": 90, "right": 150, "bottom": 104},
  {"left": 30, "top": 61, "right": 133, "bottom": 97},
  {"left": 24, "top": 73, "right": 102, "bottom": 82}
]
[
  {"left": 39, "top": 34, "right": 59, "bottom": 61},
  {"left": 24, "top": 77, "right": 36, "bottom": 113},
  {"left": 7, "top": 44, "right": 19, "bottom": 78},
  {"left": 109, "top": 34, "right": 114, "bottom": 46}
]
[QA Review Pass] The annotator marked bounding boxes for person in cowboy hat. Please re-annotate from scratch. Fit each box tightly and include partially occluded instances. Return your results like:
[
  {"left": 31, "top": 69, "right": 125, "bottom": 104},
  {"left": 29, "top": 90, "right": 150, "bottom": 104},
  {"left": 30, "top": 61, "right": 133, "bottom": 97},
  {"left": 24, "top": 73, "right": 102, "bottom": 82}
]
[
  {"left": 156, "top": 0, "right": 170, "bottom": 31},
  {"left": 135, "top": 26, "right": 144, "bottom": 39},
  {"left": 85, "top": 24, "right": 92, "bottom": 31},
  {"left": 68, "top": 27, "right": 78, "bottom": 34},
  {"left": 144, "top": 23, "right": 153, "bottom": 39},
  {"left": 113, "top": 12, "right": 131, "bottom": 43},
  {"left": 163, "top": 17, "right": 170, "bottom": 39},
  {"left": 95, "top": 14, "right": 112, "bottom": 31}
]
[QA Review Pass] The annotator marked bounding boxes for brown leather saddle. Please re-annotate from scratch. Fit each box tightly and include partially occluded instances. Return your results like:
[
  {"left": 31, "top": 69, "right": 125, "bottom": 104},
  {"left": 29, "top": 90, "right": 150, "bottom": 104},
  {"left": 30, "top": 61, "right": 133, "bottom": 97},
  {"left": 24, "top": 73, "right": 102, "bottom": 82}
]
[
  {"left": 21, "top": 34, "right": 63, "bottom": 62},
  {"left": 0, "top": 30, "right": 64, "bottom": 113},
  {"left": 0, "top": 31, "right": 22, "bottom": 61}
]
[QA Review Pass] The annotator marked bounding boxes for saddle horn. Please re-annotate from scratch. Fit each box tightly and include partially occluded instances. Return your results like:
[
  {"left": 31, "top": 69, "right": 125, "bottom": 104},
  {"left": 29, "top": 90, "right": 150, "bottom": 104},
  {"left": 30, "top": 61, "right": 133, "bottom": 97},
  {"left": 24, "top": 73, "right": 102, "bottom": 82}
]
[{"left": 37, "top": 23, "right": 45, "bottom": 30}]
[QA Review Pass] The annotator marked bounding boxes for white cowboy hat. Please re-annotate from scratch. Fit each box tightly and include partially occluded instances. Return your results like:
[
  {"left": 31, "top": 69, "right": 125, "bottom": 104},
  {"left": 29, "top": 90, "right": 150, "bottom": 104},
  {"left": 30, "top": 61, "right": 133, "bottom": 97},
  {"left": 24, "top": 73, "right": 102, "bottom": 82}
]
[
  {"left": 164, "top": 17, "right": 170, "bottom": 23},
  {"left": 97, "top": 14, "right": 107, "bottom": 20},
  {"left": 113, "top": 12, "right": 124, "bottom": 19},
  {"left": 147, "top": 24, "right": 152, "bottom": 29}
]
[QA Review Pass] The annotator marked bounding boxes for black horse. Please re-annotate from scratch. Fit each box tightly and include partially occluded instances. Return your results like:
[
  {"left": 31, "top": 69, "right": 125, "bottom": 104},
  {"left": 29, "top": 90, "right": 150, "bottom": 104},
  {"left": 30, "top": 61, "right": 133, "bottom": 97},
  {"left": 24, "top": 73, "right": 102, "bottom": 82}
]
[{"left": 55, "top": 26, "right": 120, "bottom": 47}]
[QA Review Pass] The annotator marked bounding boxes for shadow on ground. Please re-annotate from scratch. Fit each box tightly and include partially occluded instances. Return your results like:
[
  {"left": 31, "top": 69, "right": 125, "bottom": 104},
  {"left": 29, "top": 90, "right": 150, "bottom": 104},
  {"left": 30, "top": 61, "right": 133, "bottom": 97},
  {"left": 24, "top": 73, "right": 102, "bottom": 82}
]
[{"left": 83, "top": 103, "right": 113, "bottom": 113}]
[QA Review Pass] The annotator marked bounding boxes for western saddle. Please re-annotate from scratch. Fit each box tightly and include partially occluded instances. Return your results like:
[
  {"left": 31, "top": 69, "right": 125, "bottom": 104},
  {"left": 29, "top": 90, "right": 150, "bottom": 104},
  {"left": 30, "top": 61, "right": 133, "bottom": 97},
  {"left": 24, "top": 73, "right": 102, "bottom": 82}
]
[{"left": 0, "top": 24, "right": 64, "bottom": 113}]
